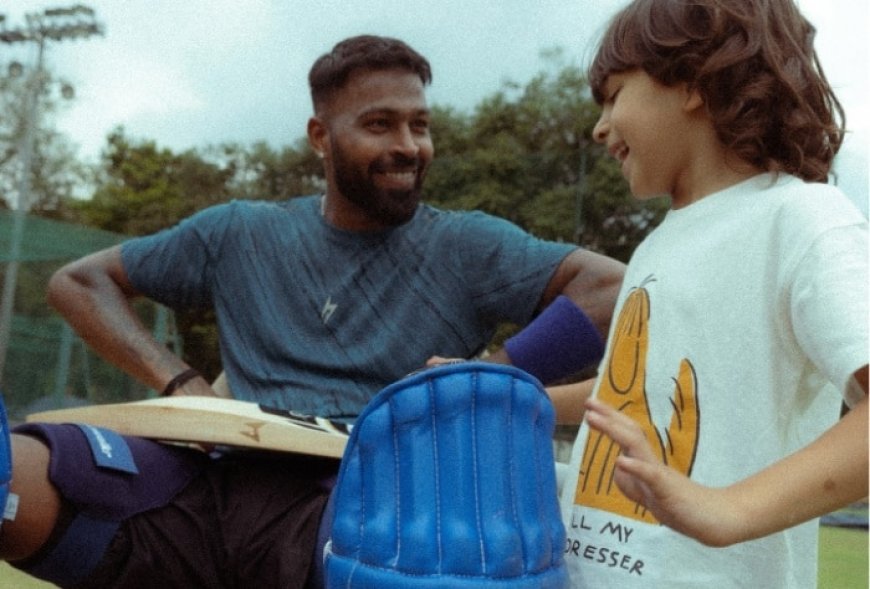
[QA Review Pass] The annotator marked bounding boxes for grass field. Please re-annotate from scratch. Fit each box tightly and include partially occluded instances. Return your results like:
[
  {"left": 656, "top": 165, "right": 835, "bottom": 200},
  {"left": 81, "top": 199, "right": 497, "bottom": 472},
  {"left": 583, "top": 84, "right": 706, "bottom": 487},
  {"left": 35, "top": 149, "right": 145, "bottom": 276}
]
[
  {"left": 818, "top": 526, "right": 869, "bottom": 588},
  {"left": 0, "top": 526, "right": 865, "bottom": 588}
]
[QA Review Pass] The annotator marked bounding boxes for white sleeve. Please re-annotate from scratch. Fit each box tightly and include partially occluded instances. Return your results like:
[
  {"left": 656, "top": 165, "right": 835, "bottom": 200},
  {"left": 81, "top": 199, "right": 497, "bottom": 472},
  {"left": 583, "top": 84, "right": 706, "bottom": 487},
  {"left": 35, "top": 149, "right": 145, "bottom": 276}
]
[{"left": 791, "top": 222, "right": 868, "bottom": 404}]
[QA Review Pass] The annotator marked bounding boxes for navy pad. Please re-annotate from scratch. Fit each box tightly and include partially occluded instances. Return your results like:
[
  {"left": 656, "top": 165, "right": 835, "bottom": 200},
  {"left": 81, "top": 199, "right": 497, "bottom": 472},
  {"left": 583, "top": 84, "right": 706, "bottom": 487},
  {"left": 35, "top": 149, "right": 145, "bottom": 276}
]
[
  {"left": 14, "top": 422, "right": 206, "bottom": 521},
  {"left": 325, "top": 362, "right": 569, "bottom": 588},
  {"left": 11, "top": 422, "right": 207, "bottom": 586}
]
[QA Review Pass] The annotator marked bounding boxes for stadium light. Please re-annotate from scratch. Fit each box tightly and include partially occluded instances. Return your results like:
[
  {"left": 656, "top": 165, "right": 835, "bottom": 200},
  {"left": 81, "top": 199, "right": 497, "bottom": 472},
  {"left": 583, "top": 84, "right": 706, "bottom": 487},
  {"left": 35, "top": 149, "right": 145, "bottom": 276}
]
[{"left": 0, "top": 5, "right": 104, "bottom": 382}]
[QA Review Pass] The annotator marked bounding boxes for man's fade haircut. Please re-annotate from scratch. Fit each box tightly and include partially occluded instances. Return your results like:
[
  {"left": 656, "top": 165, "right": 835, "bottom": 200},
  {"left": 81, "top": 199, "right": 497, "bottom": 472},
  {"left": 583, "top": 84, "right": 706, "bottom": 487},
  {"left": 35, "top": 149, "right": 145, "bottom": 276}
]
[
  {"left": 309, "top": 35, "right": 432, "bottom": 113},
  {"left": 588, "top": 0, "right": 845, "bottom": 183}
]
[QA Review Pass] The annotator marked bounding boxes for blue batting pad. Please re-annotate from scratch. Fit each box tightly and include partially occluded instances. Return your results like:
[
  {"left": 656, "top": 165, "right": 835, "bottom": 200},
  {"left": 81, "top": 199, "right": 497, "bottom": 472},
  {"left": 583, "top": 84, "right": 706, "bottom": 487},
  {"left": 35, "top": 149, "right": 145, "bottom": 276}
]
[
  {"left": 324, "top": 362, "right": 568, "bottom": 588},
  {"left": 0, "top": 391, "right": 11, "bottom": 529}
]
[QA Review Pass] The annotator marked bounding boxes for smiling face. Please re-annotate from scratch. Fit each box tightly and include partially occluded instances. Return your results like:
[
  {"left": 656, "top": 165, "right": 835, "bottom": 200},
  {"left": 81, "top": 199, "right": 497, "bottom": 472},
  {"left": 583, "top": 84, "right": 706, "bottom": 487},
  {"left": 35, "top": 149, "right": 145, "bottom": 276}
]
[
  {"left": 593, "top": 69, "right": 701, "bottom": 205},
  {"left": 309, "top": 68, "right": 433, "bottom": 231},
  {"left": 592, "top": 68, "right": 762, "bottom": 208}
]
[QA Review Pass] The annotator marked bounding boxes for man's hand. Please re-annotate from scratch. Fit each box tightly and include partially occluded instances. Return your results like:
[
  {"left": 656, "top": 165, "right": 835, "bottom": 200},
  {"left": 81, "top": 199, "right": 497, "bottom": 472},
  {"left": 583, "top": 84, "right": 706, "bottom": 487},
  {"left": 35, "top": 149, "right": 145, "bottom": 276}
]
[
  {"left": 425, "top": 355, "right": 464, "bottom": 367},
  {"left": 168, "top": 377, "right": 220, "bottom": 398}
]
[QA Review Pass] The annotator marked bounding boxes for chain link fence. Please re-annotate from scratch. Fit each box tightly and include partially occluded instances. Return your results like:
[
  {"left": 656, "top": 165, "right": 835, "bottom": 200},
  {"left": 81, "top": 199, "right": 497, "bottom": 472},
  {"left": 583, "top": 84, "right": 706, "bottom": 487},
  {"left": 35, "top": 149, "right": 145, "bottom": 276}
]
[{"left": 0, "top": 210, "right": 178, "bottom": 422}]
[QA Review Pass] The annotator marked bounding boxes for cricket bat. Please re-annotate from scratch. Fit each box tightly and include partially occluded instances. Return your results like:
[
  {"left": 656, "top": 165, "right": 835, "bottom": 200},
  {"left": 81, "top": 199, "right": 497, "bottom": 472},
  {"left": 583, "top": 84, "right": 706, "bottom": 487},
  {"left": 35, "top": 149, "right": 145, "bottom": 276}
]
[{"left": 26, "top": 396, "right": 349, "bottom": 459}]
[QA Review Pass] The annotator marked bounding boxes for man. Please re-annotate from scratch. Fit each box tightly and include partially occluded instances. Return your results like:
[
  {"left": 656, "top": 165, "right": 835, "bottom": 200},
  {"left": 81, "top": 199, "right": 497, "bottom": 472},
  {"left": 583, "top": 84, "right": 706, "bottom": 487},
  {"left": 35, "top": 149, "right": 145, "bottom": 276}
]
[{"left": 0, "top": 36, "right": 624, "bottom": 588}]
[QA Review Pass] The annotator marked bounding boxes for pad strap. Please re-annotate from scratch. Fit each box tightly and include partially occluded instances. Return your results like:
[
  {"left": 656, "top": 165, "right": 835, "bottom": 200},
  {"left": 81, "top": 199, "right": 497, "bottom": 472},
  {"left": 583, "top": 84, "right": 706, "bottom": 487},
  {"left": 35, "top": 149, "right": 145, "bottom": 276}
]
[
  {"left": 14, "top": 422, "right": 206, "bottom": 522},
  {"left": 24, "top": 514, "right": 119, "bottom": 587},
  {"left": 504, "top": 295, "right": 604, "bottom": 383}
]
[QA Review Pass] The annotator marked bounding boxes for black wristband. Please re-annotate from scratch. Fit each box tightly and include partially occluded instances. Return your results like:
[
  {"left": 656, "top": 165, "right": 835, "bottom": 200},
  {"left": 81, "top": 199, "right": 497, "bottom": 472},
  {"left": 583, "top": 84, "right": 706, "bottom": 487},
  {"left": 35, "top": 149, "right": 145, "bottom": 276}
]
[{"left": 161, "top": 368, "right": 203, "bottom": 397}]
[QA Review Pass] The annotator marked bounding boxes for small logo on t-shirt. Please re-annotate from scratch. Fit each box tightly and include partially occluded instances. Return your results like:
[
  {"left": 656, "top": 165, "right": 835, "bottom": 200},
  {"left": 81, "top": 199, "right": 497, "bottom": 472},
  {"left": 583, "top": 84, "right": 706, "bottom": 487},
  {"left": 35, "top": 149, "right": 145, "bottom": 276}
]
[{"left": 321, "top": 296, "right": 338, "bottom": 324}]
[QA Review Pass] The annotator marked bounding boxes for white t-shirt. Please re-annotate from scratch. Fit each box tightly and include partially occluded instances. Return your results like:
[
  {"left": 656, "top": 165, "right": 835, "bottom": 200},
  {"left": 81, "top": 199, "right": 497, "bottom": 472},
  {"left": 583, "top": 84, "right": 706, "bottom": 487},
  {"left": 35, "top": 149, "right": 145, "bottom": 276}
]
[{"left": 560, "top": 174, "right": 868, "bottom": 588}]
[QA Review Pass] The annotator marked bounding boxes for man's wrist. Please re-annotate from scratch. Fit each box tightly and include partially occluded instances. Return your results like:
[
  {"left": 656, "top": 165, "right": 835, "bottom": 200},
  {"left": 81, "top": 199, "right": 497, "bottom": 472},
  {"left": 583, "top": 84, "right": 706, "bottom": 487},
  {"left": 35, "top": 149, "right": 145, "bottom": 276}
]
[{"left": 161, "top": 368, "right": 204, "bottom": 396}]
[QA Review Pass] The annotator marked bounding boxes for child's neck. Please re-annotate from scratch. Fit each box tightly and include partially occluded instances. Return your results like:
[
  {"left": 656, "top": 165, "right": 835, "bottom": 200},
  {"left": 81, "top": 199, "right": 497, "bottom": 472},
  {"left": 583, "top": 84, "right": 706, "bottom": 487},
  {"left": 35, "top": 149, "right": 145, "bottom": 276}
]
[{"left": 671, "top": 143, "right": 763, "bottom": 209}]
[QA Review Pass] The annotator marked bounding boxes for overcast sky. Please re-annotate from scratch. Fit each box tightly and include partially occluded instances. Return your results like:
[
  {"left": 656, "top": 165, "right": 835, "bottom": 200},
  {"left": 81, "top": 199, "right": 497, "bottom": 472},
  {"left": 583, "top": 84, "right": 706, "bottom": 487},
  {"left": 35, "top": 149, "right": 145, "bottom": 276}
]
[{"left": 2, "top": 0, "right": 868, "bottom": 213}]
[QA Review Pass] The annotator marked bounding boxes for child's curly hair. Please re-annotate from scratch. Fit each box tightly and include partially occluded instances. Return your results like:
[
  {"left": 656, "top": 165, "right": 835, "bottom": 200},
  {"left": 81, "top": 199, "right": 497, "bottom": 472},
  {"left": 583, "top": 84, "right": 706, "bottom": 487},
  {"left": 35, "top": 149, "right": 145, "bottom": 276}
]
[{"left": 588, "top": 0, "right": 845, "bottom": 183}]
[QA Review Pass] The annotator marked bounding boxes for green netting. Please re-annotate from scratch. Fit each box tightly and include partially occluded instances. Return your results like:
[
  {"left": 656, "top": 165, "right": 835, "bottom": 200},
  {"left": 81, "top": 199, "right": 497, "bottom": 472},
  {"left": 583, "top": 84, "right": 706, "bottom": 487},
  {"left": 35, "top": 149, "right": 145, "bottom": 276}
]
[
  {"left": 0, "top": 210, "right": 179, "bottom": 421},
  {"left": 0, "top": 210, "right": 124, "bottom": 262}
]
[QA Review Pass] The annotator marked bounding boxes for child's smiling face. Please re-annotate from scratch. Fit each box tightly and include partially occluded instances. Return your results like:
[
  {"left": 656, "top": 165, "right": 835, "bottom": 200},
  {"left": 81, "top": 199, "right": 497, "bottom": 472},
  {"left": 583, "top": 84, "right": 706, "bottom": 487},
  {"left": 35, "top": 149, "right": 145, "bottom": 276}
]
[{"left": 593, "top": 68, "right": 703, "bottom": 207}]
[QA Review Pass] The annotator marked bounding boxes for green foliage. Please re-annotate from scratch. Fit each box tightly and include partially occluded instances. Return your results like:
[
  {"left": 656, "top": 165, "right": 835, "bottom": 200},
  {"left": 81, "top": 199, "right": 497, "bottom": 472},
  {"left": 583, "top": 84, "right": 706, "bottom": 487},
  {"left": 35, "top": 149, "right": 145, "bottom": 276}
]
[
  {"left": 0, "top": 65, "right": 87, "bottom": 216},
  {"left": 71, "top": 128, "right": 233, "bottom": 235},
  {"left": 214, "top": 139, "right": 324, "bottom": 202},
  {"left": 424, "top": 58, "right": 666, "bottom": 262}
]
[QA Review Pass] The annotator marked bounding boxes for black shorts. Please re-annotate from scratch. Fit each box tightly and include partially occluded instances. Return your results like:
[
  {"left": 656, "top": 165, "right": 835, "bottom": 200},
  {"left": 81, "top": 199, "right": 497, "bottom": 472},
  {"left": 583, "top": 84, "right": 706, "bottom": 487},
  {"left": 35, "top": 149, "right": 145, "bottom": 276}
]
[{"left": 72, "top": 452, "right": 337, "bottom": 589}]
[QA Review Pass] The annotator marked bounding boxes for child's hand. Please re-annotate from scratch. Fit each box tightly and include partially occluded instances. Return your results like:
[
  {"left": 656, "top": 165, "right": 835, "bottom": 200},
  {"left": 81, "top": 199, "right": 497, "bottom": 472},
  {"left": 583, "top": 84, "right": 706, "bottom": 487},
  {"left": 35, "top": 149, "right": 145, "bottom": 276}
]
[
  {"left": 573, "top": 285, "right": 700, "bottom": 525},
  {"left": 583, "top": 398, "right": 738, "bottom": 547}
]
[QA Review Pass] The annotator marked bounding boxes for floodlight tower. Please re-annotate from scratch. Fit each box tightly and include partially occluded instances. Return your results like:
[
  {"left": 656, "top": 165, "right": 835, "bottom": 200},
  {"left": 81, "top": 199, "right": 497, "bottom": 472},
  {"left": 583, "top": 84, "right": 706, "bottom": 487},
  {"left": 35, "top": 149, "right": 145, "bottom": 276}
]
[{"left": 0, "top": 5, "right": 103, "bottom": 382}]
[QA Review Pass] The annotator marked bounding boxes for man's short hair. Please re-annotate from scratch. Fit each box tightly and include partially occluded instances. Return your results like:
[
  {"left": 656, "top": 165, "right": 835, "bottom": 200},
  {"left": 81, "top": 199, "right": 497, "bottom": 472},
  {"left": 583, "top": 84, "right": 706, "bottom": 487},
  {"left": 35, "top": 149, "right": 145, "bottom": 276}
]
[{"left": 309, "top": 35, "right": 432, "bottom": 113}]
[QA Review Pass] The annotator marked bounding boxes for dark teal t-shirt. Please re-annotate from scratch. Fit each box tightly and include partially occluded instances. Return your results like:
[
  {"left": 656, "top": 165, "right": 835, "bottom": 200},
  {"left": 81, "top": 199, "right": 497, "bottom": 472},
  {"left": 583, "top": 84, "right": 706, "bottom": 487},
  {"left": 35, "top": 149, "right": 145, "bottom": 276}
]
[{"left": 122, "top": 196, "right": 575, "bottom": 419}]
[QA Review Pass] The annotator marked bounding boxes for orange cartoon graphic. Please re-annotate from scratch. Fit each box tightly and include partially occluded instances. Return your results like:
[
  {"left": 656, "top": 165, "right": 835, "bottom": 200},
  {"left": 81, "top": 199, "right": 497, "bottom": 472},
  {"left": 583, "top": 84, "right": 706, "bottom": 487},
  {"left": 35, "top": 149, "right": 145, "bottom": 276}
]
[{"left": 574, "top": 277, "right": 700, "bottom": 523}]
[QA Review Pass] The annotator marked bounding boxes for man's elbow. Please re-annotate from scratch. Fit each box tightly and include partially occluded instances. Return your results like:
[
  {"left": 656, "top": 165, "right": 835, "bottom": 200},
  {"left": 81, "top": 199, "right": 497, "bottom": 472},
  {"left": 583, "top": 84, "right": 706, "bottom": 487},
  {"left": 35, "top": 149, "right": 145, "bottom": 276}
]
[
  {"left": 560, "top": 254, "right": 625, "bottom": 337},
  {"left": 46, "top": 249, "right": 125, "bottom": 313},
  {"left": 46, "top": 262, "right": 85, "bottom": 313}
]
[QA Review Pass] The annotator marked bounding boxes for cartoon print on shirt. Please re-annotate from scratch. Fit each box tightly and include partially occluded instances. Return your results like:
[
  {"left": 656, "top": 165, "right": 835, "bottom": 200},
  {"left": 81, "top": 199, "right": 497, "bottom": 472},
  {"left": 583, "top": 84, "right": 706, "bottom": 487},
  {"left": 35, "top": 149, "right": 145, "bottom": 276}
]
[{"left": 574, "top": 276, "right": 700, "bottom": 523}]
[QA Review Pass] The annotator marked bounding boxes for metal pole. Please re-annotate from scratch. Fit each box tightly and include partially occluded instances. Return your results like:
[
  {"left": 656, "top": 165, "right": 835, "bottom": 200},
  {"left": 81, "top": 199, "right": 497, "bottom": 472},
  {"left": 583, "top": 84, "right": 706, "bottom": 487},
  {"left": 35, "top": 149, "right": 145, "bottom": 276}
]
[
  {"left": 574, "top": 148, "right": 587, "bottom": 245},
  {"left": 0, "top": 6, "right": 103, "bottom": 384},
  {"left": 0, "top": 37, "right": 45, "bottom": 382}
]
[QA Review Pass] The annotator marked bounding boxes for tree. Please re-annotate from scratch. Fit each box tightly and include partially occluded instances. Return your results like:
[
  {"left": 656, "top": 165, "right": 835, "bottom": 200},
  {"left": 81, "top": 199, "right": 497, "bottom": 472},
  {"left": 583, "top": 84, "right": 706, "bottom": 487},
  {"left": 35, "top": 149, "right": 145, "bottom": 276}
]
[
  {"left": 424, "top": 52, "right": 667, "bottom": 262},
  {"left": 211, "top": 139, "right": 324, "bottom": 202},
  {"left": 72, "top": 128, "right": 232, "bottom": 235},
  {"left": 0, "top": 62, "right": 88, "bottom": 217}
]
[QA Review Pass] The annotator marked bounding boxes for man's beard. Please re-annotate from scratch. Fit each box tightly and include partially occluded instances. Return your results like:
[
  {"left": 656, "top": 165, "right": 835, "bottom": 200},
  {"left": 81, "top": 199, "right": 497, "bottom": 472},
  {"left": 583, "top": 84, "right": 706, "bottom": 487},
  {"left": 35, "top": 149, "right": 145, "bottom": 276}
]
[{"left": 331, "top": 147, "right": 426, "bottom": 227}]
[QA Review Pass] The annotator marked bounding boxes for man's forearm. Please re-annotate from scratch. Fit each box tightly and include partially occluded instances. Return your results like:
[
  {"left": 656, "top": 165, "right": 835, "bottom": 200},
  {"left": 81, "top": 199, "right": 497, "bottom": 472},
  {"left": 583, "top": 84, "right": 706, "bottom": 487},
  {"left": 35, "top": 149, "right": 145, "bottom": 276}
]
[
  {"left": 548, "top": 379, "right": 596, "bottom": 425},
  {"left": 47, "top": 250, "right": 196, "bottom": 394},
  {"left": 543, "top": 249, "right": 625, "bottom": 339}
]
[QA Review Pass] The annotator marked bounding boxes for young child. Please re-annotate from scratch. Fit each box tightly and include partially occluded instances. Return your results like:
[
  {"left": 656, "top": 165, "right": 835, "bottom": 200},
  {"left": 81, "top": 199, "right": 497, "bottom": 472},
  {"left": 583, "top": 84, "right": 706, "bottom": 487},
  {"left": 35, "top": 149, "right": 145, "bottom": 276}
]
[{"left": 557, "top": 0, "right": 869, "bottom": 587}]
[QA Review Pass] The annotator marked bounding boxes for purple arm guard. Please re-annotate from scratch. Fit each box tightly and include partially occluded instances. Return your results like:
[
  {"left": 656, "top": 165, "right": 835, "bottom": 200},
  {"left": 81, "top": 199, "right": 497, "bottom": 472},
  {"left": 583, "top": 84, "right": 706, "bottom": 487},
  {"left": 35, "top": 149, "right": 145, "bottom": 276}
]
[{"left": 504, "top": 295, "right": 604, "bottom": 383}]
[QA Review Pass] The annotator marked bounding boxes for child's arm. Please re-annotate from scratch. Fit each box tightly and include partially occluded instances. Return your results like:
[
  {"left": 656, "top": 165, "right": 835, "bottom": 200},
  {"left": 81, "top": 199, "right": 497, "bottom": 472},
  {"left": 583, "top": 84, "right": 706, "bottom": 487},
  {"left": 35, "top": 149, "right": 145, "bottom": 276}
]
[{"left": 584, "top": 365, "right": 869, "bottom": 547}]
